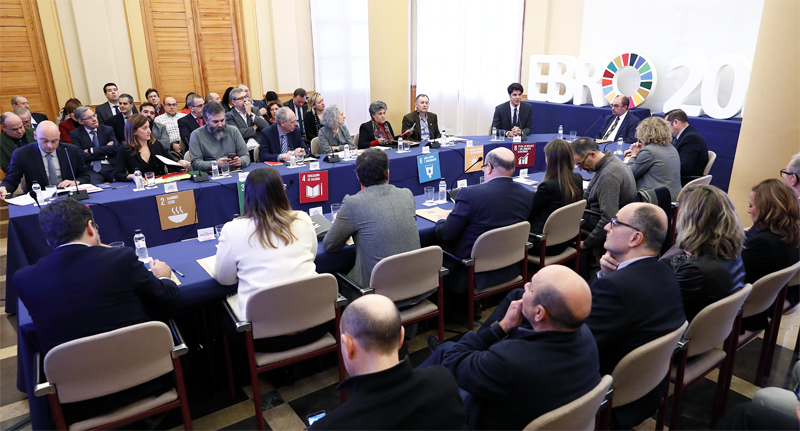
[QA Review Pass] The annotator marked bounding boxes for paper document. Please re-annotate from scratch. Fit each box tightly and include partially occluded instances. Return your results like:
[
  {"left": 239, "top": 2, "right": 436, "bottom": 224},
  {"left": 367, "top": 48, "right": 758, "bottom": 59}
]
[
  {"left": 415, "top": 207, "right": 452, "bottom": 222},
  {"left": 156, "top": 154, "right": 185, "bottom": 167},
  {"left": 59, "top": 184, "right": 103, "bottom": 193},
  {"left": 246, "top": 138, "right": 259, "bottom": 150},
  {"left": 5, "top": 194, "right": 36, "bottom": 206},
  {"left": 513, "top": 177, "right": 539, "bottom": 186},
  {"left": 197, "top": 255, "right": 216, "bottom": 278}
]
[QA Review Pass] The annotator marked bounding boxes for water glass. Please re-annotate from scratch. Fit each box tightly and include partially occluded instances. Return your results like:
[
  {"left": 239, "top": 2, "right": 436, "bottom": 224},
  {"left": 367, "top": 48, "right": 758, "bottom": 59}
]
[
  {"left": 569, "top": 131, "right": 577, "bottom": 141},
  {"left": 424, "top": 186, "right": 435, "bottom": 203},
  {"left": 45, "top": 185, "right": 57, "bottom": 202},
  {"left": 480, "top": 176, "right": 485, "bottom": 184},
  {"left": 215, "top": 224, "right": 225, "bottom": 238},
  {"left": 297, "top": 152, "right": 305, "bottom": 165},
  {"left": 331, "top": 203, "right": 342, "bottom": 217},
  {"left": 145, "top": 172, "right": 156, "bottom": 189},
  {"left": 109, "top": 241, "right": 125, "bottom": 248},
  {"left": 220, "top": 160, "right": 230, "bottom": 176}
]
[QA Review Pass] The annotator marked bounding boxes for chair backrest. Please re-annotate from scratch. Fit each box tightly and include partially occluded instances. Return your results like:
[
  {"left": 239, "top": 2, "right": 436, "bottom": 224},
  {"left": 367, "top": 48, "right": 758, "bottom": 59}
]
[
  {"left": 684, "top": 175, "right": 712, "bottom": 188},
  {"left": 310, "top": 137, "right": 320, "bottom": 156},
  {"left": 44, "top": 321, "right": 175, "bottom": 404},
  {"left": 611, "top": 321, "right": 688, "bottom": 407},
  {"left": 245, "top": 273, "right": 338, "bottom": 339},
  {"left": 743, "top": 260, "right": 800, "bottom": 318},
  {"left": 684, "top": 284, "right": 752, "bottom": 357},
  {"left": 353, "top": 133, "right": 359, "bottom": 145},
  {"left": 524, "top": 375, "right": 613, "bottom": 431},
  {"left": 183, "top": 151, "right": 192, "bottom": 162},
  {"left": 542, "top": 200, "right": 587, "bottom": 246},
  {"left": 370, "top": 246, "right": 442, "bottom": 303},
  {"left": 703, "top": 151, "right": 716, "bottom": 176},
  {"left": 471, "top": 221, "right": 530, "bottom": 273}
]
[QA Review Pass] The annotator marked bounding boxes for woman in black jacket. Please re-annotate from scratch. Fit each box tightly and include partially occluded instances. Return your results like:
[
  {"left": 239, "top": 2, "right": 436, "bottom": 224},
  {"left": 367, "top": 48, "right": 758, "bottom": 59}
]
[{"left": 115, "top": 115, "right": 188, "bottom": 182}]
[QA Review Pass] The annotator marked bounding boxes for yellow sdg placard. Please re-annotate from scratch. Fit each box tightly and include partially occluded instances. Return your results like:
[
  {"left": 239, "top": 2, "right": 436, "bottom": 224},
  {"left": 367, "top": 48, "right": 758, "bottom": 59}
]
[
  {"left": 157, "top": 190, "right": 197, "bottom": 230},
  {"left": 465, "top": 145, "right": 484, "bottom": 173}
]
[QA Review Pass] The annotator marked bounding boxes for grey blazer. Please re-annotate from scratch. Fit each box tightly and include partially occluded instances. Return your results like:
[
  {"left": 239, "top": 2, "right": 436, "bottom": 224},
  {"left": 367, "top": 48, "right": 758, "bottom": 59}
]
[
  {"left": 627, "top": 143, "right": 682, "bottom": 200},
  {"left": 317, "top": 125, "right": 354, "bottom": 155},
  {"left": 225, "top": 109, "right": 268, "bottom": 144},
  {"left": 151, "top": 121, "right": 172, "bottom": 151},
  {"left": 323, "top": 183, "right": 421, "bottom": 287}
]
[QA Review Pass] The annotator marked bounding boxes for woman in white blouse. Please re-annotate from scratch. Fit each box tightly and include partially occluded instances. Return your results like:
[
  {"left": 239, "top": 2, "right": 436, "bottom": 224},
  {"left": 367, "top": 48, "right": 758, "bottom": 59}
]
[{"left": 214, "top": 166, "right": 325, "bottom": 351}]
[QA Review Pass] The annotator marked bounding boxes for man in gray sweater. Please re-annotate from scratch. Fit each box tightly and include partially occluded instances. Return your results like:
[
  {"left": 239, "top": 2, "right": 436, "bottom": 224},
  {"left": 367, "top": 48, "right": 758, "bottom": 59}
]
[
  {"left": 572, "top": 138, "right": 636, "bottom": 251},
  {"left": 189, "top": 101, "right": 251, "bottom": 172}
]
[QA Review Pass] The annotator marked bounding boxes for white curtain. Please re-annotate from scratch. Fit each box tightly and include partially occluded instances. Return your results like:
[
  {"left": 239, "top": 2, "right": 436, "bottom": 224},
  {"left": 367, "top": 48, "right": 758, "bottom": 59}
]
[
  {"left": 310, "top": 0, "right": 371, "bottom": 133},
  {"left": 415, "top": 0, "right": 524, "bottom": 136}
]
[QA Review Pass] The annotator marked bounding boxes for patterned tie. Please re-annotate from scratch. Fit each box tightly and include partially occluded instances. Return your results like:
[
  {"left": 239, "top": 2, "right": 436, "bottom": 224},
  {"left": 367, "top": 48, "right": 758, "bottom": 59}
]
[
  {"left": 90, "top": 130, "right": 101, "bottom": 172},
  {"left": 46, "top": 153, "right": 59, "bottom": 186},
  {"left": 113, "top": 105, "right": 120, "bottom": 115},
  {"left": 280, "top": 134, "right": 288, "bottom": 153},
  {"left": 512, "top": 107, "right": 518, "bottom": 128},
  {"left": 603, "top": 116, "right": 620, "bottom": 140}
]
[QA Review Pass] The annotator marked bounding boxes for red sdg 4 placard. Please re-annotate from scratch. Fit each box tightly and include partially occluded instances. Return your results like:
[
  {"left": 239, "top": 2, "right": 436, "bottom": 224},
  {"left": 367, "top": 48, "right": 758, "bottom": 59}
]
[{"left": 300, "top": 171, "right": 329, "bottom": 204}]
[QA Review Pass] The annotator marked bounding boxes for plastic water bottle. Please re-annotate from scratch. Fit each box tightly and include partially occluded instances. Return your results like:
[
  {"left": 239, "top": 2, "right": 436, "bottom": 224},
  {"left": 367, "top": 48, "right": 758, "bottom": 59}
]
[
  {"left": 558, "top": 125, "right": 564, "bottom": 140},
  {"left": 211, "top": 160, "right": 219, "bottom": 178},
  {"left": 438, "top": 179, "right": 447, "bottom": 202},
  {"left": 133, "top": 229, "right": 149, "bottom": 262},
  {"left": 615, "top": 137, "right": 624, "bottom": 155},
  {"left": 133, "top": 168, "right": 143, "bottom": 189},
  {"left": 31, "top": 181, "right": 41, "bottom": 200},
  {"left": 441, "top": 130, "right": 447, "bottom": 145},
  {"left": 289, "top": 152, "right": 297, "bottom": 167},
  {"left": 492, "top": 126, "right": 497, "bottom": 140},
  {"left": 398, "top": 137, "right": 404, "bottom": 152},
  {"left": 343, "top": 144, "right": 351, "bottom": 160}
]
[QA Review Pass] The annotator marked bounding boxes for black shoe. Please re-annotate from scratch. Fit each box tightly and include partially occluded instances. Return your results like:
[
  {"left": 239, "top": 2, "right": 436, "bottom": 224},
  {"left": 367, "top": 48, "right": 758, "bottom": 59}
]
[{"left": 427, "top": 336, "right": 442, "bottom": 354}]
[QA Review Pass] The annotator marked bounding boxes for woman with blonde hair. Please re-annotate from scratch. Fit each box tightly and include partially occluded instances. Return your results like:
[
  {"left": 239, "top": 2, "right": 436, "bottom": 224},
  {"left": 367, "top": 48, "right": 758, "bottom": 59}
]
[
  {"left": 304, "top": 92, "right": 325, "bottom": 141},
  {"left": 114, "top": 114, "right": 188, "bottom": 182},
  {"left": 668, "top": 184, "right": 745, "bottom": 321},
  {"left": 625, "top": 116, "right": 682, "bottom": 199}
]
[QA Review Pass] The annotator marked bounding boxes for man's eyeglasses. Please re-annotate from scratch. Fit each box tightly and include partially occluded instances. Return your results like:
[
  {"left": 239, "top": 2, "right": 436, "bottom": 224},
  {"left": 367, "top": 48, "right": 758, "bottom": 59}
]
[
  {"left": 575, "top": 153, "right": 590, "bottom": 169},
  {"left": 780, "top": 170, "right": 798, "bottom": 181},
  {"left": 80, "top": 114, "right": 97, "bottom": 121},
  {"left": 481, "top": 162, "right": 493, "bottom": 170},
  {"left": 610, "top": 104, "right": 624, "bottom": 109},
  {"left": 610, "top": 217, "right": 642, "bottom": 232}
]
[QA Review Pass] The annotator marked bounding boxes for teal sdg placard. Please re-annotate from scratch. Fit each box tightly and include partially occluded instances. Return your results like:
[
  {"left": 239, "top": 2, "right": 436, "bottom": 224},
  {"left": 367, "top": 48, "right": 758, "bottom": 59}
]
[{"left": 417, "top": 153, "right": 441, "bottom": 183}]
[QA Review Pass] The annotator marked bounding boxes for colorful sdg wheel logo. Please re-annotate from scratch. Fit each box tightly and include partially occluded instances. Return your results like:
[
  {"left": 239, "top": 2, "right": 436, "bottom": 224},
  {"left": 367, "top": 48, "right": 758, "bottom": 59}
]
[{"left": 602, "top": 53, "right": 657, "bottom": 108}]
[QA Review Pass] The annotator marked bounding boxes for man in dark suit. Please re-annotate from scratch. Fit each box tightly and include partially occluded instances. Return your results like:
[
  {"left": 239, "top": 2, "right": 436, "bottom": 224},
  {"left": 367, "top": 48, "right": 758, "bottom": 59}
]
[
  {"left": 259, "top": 107, "right": 309, "bottom": 162},
  {"left": 177, "top": 94, "right": 205, "bottom": 147},
  {"left": 491, "top": 83, "right": 533, "bottom": 140},
  {"left": 96, "top": 83, "right": 137, "bottom": 124},
  {"left": 103, "top": 93, "right": 135, "bottom": 144},
  {"left": 226, "top": 88, "right": 268, "bottom": 145},
  {"left": 10, "top": 95, "right": 47, "bottom": 126},
  {"left": 15, "top": 197, "right": 178, "bottom": 425},
  {"left": 401, "top": 94, "right": 441, "bottom": 142},
  {"left": 436, "top": 147, "right": 533, "bottom": 293},
  {"left": 283, "top": 88, "right": 308, "bottom": 136},
  {"left": 237, "top": 84, "right": 267, "bottom": 117},
  {"left": 596, "top": 95, "right": 640, "bottom": 144},
  {"left": 0, "top": 121, "right": 90, "bottom": 198},
  {"left": 420, "top": 265, "right": 600, "bottom": 430},
  {"left": 71, "top": 106, "right": 120, "bottom": 184},
  {"left": 665, "top": 109, "right": 709, "bottom": 181},
  {"left": 0, "top": 111, "right": 35, "bottom": 173}
]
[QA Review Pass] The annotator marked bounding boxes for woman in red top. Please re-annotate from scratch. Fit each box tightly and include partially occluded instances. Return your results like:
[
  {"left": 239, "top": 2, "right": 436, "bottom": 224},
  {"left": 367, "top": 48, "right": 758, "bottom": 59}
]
[
  {"left": 266, "top": 100, "right": 281, "bottom": 125},
  {"left": 57, "top": 98, "right": 82, "bottom": 143},
  {"left": 357, "top": 101, "right": 397, "bottom": 149}
]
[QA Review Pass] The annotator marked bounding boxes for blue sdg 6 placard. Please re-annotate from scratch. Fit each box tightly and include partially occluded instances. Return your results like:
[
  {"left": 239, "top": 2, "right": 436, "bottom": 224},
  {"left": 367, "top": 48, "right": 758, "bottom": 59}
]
[{"left": 417, "top": 153, "right": 441, "bottom": 183}]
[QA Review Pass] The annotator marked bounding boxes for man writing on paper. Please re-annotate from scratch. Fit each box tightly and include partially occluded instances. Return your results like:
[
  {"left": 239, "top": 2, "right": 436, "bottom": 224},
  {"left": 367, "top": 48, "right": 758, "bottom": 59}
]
[
  {"left": 188, "top": 101, "right": 250, "bottom": 172},
  {"left": 402, "top": 94, "right": 441, "bottom": 142}
]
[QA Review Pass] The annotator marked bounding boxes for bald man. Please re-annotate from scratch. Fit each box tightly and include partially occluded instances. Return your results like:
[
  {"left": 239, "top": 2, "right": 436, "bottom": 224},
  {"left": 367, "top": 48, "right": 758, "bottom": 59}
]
[
  {"left": 0, "top": 111, "right": 35, "bottom": 173},
  {"left": 0, "top": 121, "right": 90, "bottom": 199},
  {"left": 309, "top": 295, "right": 466, "bottom": 430},
  {"left": 419, "top": 266, "right": 600, "bottom": 430}
]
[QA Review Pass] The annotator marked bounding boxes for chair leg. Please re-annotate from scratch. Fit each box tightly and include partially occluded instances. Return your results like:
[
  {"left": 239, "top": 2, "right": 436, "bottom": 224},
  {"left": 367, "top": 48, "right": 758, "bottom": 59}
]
[
  {"left": 172, "top": 357, "right": 193, "bottom": 430},
  {"left": 669, "top": 352, "right": 687, "bottom": 431},
  {"left": 764, "top": 287, "right": 788, "bottom": 379},
  {"left": 222, "top": 334, "right": 236, "bottom": 400},
  {"left": 438, "top": 276, "right": 445, "bottom": 342},
  {"left": 467, "top": 268, "right": 475, "bottom": 331},
  {"left": 599, "top": 397, "right": 613, "bottom": 430},
  {"left": 721, "top": 316, "right": 743, "bottom": 416},
  {"left": 574, "top": 230, "right": 582, "bottom": 273},
  {"left": 656, "top": 367, "right": 671, "bottom": 431},
  {"left": 245, "top": 333, "right": 265, "bottom": 431},
  {"left": 48, "top": 393, "right": 69, "bottom": 430}
]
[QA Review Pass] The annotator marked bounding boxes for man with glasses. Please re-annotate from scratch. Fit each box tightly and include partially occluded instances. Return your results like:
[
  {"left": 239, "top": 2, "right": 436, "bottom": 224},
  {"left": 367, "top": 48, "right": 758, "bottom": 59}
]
[
  {"left": 596, "top": 95, "right": 640, "bottom": 144},
  {"left": 155, "top": 96, "right": 187, "bottom": 145},
  {"left": 226, "top": 88, "right": 268, "bottom": 145},
  {"left": 664, "top": 108, "right": 709, "bottom": 182},
  {"left": 70, "top": 106, "right": 120, "bottom": 184},
  {"left": 177, "top": 94, "right": 205, "bottom": 147},
  {"left": 0, "top": 111, "right": 35, "bottom": 173},
  {"left": 781, "top": 153, "right": 800, "bottom": 198}
]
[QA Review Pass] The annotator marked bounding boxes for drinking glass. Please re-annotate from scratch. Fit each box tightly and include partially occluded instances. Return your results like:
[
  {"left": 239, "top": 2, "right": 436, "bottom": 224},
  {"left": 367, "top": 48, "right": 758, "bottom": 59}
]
[
  {"left": 424, "top": 186, "right": 435, "bottom": 203},
  {"left": 331, "top": 203, "right": 342, "bottom": 216},
  {"left": 220, "top": 160, "right": 230, "bottom": 176},
  {"left": 215, "top": 224, "right": 225, "bottom": 238},
  {"left": 480, "top": 176, "right": 485, "bottom": 184},
  {"left": 109, "top": 241, "right": 125, "bottom": 248},
  {"left": 145, "top": 172, "right": 156, "bottom": 189},
  {"left": 297, "top": 152, "right": 305, "bottom": 165},
  {"left": 45, "top": 185, "right": 57, "bottom": 202},
  {"left": 569, "top": 131, "right": 577, "bottom": 141}
]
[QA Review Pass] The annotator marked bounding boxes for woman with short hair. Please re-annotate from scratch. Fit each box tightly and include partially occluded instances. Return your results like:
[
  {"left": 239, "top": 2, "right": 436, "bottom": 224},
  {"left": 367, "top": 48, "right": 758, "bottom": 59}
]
[
  {"left": 317, "top": 104, "right": 354, "bottom": 155},
  {"left": 357, "top": 101, "right": 396, "bottom": 149},
  {"left": 625, "top": 117, "right": 682, "bottom": 199}
]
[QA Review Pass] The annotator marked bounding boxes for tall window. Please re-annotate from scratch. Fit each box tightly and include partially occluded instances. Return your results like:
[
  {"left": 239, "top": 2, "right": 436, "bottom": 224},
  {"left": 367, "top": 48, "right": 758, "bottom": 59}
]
[
  {"left": 310, "top": 0, "right": 371, "bottom": 132},
  {"left": 415, "top": 0, "right": 524, "bottom": 135}
]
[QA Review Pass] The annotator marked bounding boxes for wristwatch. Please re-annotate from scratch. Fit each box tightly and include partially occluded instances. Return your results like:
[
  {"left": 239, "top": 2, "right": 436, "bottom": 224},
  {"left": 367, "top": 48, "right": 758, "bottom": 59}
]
[{"left": 489, "top": 321, "right": 507, "bottom": 340}]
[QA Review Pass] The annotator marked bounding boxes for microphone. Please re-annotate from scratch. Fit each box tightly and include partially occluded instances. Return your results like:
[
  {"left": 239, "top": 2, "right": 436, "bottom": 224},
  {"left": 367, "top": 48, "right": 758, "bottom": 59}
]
[
  {"left": 287, "top": 178, "right": 295, "bottom": 190},
  {"left": 61, "top": 146, "right": 89, "bottom": 200},
  {"left": 582, "top": 114, "right": 605, "bottom": 137},
  {"left": 29, "top": 190, "right": 41, "bottom": 209},
  {"left": 450, "top": 156, "right": 483, "bottom": 190}
]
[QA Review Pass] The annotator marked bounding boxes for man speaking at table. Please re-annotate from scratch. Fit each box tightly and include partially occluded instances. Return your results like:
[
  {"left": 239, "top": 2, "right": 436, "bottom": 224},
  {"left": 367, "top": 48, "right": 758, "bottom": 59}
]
[
  {"left": 491, "top": 83, "right": 532, "bottom": 140},
  {"left": 596, "top": 95, "right": 640, "bottom": 144},
  {"left": 0, "top": 121, "right": 89, "bottom": 199},
  {"left": 402, "top": 94, "right": 441, "bottom": 142},
  {"left": 188, "top": 101, "right": 250, "bottom": 172}
]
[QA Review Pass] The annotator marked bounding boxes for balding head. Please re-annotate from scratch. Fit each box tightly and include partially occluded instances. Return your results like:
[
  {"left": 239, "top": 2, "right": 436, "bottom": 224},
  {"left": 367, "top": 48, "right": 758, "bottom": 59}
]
[
  {"left": 341, "top": 295, "right": 402, "bottom": 355},
  {"left": 1, "top": 112, "right": 25, "bottom": 139},
  {"left": 484, "top": 147, "right": 516, "bottom": 180},
  {"left": 34, "top": 121, "right": 60, "bottom": 154},
  {"left": 626, "top": 202, "right": 668, "bottom": 252},
  {"left": 523, "top": 266, "right": 591, "bottom": 331}
]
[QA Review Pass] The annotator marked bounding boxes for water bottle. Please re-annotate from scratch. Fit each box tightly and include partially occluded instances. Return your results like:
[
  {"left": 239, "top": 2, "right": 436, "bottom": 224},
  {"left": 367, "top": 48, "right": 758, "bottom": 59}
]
[
  {"left": 398, "top": 137, "right": 404, "bottom": 152},
  {"left": 31, "top": 181, "right": 41, "bottom": 200},
  {"left": 438, "top": 179, "right": 447, "bottom": 202},
  {"left": 133, "top": 229, "right": 149, "bottom": 262},
  {"left": 133, "top": 168, "right": 143, "bottom": 189},
  {"left": 615, "top": 137, "right": 624, "bottom": 155},
  {"left": 491, "top": 126, "right": 497, "bottom": 140},
  {"left": 558, "top": 125, "right": 564, "bottom": 140},
  {"left": 211, "top": 160, "right": 219, "bottom": 178},
  {"left": 343, "top": 144, "right": 351, "bottom": 159},
  {"left": 289, "top": 152, "right": 297, "bottom": 167},
  {"left": 441, "top": 130, "right": 447, "bottom": 144}
]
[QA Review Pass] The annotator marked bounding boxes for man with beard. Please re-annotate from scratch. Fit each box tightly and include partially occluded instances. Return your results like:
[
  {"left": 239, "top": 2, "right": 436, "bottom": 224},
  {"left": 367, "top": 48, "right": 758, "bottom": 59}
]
[
  {"left": 139, "top": 102, "right": 172, "bottom": 152},
  {"left": 188, "top": 101, "right": 250, "bottom": 172}
]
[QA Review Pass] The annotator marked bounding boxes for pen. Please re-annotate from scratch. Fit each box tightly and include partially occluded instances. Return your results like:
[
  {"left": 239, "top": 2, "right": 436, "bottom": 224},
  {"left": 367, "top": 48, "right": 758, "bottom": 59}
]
[
  {"left": 173, "top": 269, "right": 185, "bottom": 277},
  {"left": 112, "top": 184, "right": 131, "bottom": 189}
]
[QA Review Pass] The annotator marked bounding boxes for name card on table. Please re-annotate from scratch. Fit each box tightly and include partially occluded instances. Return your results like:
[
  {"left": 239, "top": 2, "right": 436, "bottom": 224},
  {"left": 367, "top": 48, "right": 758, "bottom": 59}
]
[
  {"left": 157, "top": 190, "right": 197, "bottom": 230},
  {"left": 164, "top": 182, "right": 178, "bottom": 193},
  {"left": 513, "top": 143, "right": 536, "bottom": 167},
  {"left": 417, "top": 153, "right": 441, "bottom": 183},
  {"left": 198, "top": 228, "right": 215, "bottom": 242},
  {"left": 465, "top": 145, "right": 484, "bottom": 173},
  {"left": 300, "top": 171, "right": 329, "bottom": 204}
]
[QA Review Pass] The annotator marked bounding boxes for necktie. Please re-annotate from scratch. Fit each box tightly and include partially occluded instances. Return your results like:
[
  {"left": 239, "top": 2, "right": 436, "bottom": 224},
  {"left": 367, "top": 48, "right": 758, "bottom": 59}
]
[
  {"left": 603, "top": 117, "right": 620, "bottom": 140},
  {"left": 113, "top": 105, "right": 120, "bottom": 115},
  {"left": 46, "top": 153, "right": 59, "bottom": 186},
  {"left": 280, "top": 134, "right": 288, "bottom": 153},
  {"left": 196, "top": 116, "right": 203, "bottom": 127},
  {"left": 512, "top": 107, "right": 518, "bottom": 128},
  {"left": 90, "top": 130, "right": 101, "bottom": 172}
]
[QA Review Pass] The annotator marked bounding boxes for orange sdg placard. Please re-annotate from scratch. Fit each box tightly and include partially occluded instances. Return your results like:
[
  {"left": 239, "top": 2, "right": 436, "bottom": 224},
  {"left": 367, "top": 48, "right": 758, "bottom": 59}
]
[
  {"left": 157, "top": 190, "right": 198, "bottom": 230},
  {"left": 464, "top": 145, "right": 484, "bottom": 173}
]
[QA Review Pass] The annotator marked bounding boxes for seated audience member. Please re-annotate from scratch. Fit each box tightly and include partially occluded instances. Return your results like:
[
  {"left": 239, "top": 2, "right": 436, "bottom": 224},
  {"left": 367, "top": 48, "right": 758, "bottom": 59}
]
[
  {"left": 436, "top": 147, "right": 533, "bottom": 294},
  {"left": 57, "top": 98, "right": 82, "bottom": 143},
  {"left": 205, "top": 92, "right": 221, "bottom": 105},
  {"left": 225, "top": 88, "right": 268, "bottom": 145},
  {"left": 13, "top": 108, "right": 33, "bottom": 130},
  {"left": 154, "top": 96, "right": 186, "bottom": 147},
  {"left": 742, "top": 179, "right": 800, "bottom": 330},
  {"left": 145, "top": 88, "right": 165, "bottom": 115},
  {"left": 114, "top": 114, "right": 189, "bottom": 183},
  {"left": 572, "top": 137, "right": 637, "bottom": 260},
  {"left": 177, "top": 94, "right": 205, "bottom": 147},
  {"left": 214, "top": 167, "right": 325, "bottom": 350},
  {"left": 221, "top": 86, "right": 235, "bottom": 112},
  {"left": 420, "top": 265, "right": 600, "bottom": 430},
  {"left": 0, "top": 111, "right": 34, "bottom": 173},
  {"left": 664, "top": 108, "right": 709, "bottom": 181},
  {"left": 310, "top": 295, "right": 466, "bottom": 430},
  {"left": 529, "top": 139, "right": 583, "bottom": 255},
  {"left": 96, "top": 83, "right": 137, "bottom": 123},
  {"left": 283, "top": 88, "right": 308, "bottom": 136},
  {"left": 305, "top": 92, "right": 324, "bottom": 141},
  {"left": 70, "top": 106, "right": 120, "bottom": 184},
  {"left": 139, "top": 102, "right": 171, "bottom": 151},
  {"left": 266, "top": 100, "right": 281, "bottom": 125},
  {"left": 258, "top": 107, "right": 309, "bottom": 162},
  {"left": 180, "top": 92, "right": 194, "bottom": 114},
  {"left": 358, "top": 101, "right": 397, "bottom": 148},
  {"left": 751, "top": 361, "right": 800, "bottom": 420},
  {"left": 713, "top": 403, "right": 799, "bottom": 431},
  {"left": 104, "top": 93, "right": 136, "bottom": 143},
  {"left": 323, "top": 149, "right": 419, "bottom": 289},
  {"left": 625, "top": 116, "right": 682, "bottom": 200},
  {"left": 781, "top": 152, "right": 800, "bottom": 198},
  {"left": 666, "top": 185, "right": 745, "bottom": 321},
  {"left": 596, "top": 95, "right": 640, "bottom": 144},
  {"left": 15, "top": 197, "right": 178, "bottom": 426},
  {"left": 0, "top": 121, "right": 89, "bottom": 198},
  {"left": 188, "top": 101, "right": 250, "bottom": 172},
  {"left": 264, "top": 90, "right": 280, "bottom": 105},
  {"left": 402, "top": 94, "right": 441, "bottom": 142},
  {"left": 236, "top": 84, "right": 267, "bottom": 117},
  {"left": 491, "top": 83, "right": 532, "bottom": 140},
  {"left": 316, "top": 104, "right": 354, "bottom": 155},
  {"left": 11, "top": 95, "right": 48, "bottom": 126}
]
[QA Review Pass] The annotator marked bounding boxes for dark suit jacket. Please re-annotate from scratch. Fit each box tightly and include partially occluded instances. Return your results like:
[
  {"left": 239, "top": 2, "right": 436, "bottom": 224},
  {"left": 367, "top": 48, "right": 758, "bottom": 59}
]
[
  {"left": 283, "top": 100, "right": 308, "bottom": 134},
  {"left": 357, "top": 120, "right": 396, "bottom": 149},
  {"left": 491, "top": 101, "right": 533, "bottom": 140},
  {"left": 258, "top": 124, "right": 309, "bottom": 162},
  {"left": 31, "top": 112, "right": 48, "bottom": 124},
  {"left": 104, "top": 112, "right": 130, "bottom": 143},
  {"left": 304, "top": 111, "right": 321, "bottom": 140},
  {"left": 439, "top": 324, "right": 600, "bottom": 430},
  {"left": 0, "top": 143, "right": 90, "bottom": 192},
  {"left": 401, "top": 111, "right": 441, "bottom": 141},
  {"left": 673, "top": 125, "right": 709, "bottom": 178},
  {"left": 0, "top": 128, "right": 35, "bottom": 173},
  {"left": 225, "top": 108, "right": 268, "bottom": 144},
  {"left": 596, "top": 113, "right": 640, "bottom": 144},
  {"left": 177, "top": 114, "right": 203, "bottom": 146},
  {"left": 309, "top": 359, "right": 466, "bottom": 430},
  {"left": 666, "top": 254, "right": 745, "bottom": 322},
  {"left": 528, "top": 173, "right": 583, "bottom": 255},
  {"left": 69, "top": 125, "right": 121, "bottom": 170},
  {"left": 96, "top": 102, "right": 137, "bottom": 124},
  {"left": 114, "top": 142, "right": 173, "bottom": 182},
  {"left": 586, "top": 257, "right": 685, "bottom": 427}
]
